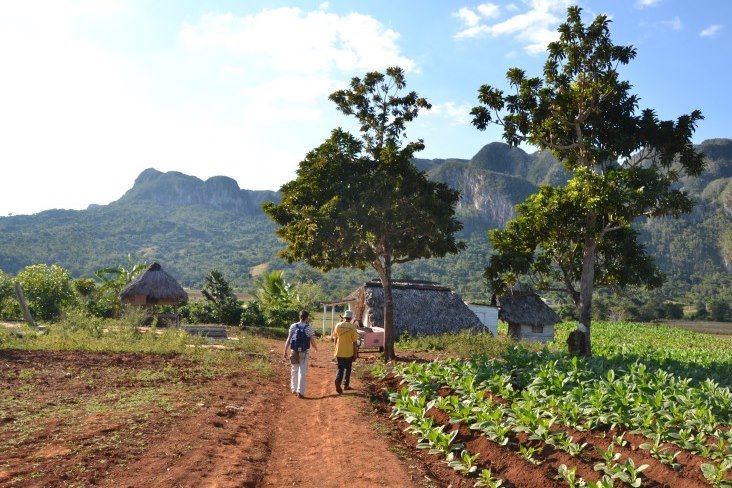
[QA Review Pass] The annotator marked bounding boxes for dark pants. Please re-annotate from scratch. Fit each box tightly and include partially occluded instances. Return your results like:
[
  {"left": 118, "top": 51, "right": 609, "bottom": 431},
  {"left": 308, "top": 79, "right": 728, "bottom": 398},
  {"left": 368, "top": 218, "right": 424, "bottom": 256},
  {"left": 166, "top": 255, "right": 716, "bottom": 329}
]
[{"left": 336, "top": 357, "right": 353, "bottom": 386}]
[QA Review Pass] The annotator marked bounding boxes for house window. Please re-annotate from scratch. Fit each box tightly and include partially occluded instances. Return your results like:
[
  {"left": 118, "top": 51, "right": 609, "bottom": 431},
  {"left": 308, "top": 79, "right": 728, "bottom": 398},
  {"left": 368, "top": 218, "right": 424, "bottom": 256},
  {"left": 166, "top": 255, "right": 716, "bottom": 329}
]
[{"left": 531, "top": 324, "right": 544, "bottom": 334}]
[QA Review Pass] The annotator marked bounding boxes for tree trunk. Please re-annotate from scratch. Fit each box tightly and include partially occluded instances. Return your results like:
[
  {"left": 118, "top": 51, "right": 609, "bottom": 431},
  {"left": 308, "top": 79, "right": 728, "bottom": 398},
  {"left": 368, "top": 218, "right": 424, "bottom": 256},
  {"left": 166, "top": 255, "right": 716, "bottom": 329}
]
[
  {"left": 576, "top": 214, "right": 597, "bottom": 357},
  {"left": 14, "top": 281, "right": 37, "bottom": 328},
  {"left": 373, "top": 257, "right": 396, "bottom": 361}
]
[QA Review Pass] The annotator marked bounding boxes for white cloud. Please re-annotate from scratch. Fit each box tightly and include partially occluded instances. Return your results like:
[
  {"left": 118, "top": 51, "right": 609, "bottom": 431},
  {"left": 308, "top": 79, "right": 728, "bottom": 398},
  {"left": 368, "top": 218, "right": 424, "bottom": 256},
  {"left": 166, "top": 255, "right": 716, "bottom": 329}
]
[
  {"left": 425, "top": 101, "right": 473, "bottom": 126},
  {"left": 506, "top": 3, "right": 520, "bottom": 12},
  {"left": 476, "top": 3, "right": 500, "bottom": 19},
  {"left": 181, "top": 8, "right": 415, "bottom": 74},
  {"left": 636, "top": 0, "right": 661, "bottom": 8},
  {"left": 453, "top": 3, "right": 501, "bottom": 37},
  {"left": 454, "top": 0, "right": 571, "bottom": 54},
  {"left": 455, "top": 7, "right": 481, "bottom": 27},
  {"left": 700, "top": 24, "right": 723, "bottom": 38},
  {"left": 0, "top": 4, "right": 417, "bottom": 215},
  {"left": 661, "top": 16, "right": 682, "bottom": 31}
]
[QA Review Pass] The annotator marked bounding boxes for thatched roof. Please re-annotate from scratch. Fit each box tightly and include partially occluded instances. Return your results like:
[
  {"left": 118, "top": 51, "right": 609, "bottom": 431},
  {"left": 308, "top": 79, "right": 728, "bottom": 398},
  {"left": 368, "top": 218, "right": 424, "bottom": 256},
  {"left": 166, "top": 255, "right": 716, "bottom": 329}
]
[
  {"left": 361, "top": 280, "right": 482, "bottom": 336},
  {"left": 119, "top": 262, "right": 187, "bottom": 305},
  {"left": 496, "top": 292, "right": 559, "bottom": 328}
]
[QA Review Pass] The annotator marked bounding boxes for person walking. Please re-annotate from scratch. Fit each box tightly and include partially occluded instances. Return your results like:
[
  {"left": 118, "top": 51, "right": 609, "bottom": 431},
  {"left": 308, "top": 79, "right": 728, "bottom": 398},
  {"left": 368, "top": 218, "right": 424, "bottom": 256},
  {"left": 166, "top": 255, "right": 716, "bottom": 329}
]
[
  {"left": 332, "top": 310, "right": 359, "bottom": 394},
  {"left": 284, "top": 310, "right": 318, "bottom": 399}
]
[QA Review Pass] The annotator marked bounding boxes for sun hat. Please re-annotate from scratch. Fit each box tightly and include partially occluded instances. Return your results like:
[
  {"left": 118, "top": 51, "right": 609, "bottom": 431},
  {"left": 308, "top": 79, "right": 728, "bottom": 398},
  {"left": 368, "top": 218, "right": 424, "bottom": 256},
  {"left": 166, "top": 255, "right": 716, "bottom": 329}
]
[{"left": 343, "top": 310, "right": 353, "bottom": 319}]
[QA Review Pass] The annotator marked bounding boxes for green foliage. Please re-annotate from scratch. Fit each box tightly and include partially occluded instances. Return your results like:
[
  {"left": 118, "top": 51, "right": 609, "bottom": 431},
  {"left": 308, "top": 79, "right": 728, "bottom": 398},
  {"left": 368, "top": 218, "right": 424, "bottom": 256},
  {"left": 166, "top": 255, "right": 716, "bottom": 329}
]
[
  {"left": 201, "top": 270, "right": 242, "bottom": 326},
  {"left": 182, "top": 300, "right": 217, "bottom": 324},
  {"left": 254, "top": 270, "right": 300, "bottom": 327},
  {"left": 0, "top": 268, "right": 16, "bottom": 320},
  {"left": 396, "top": 329, "right": 530, "bottom": 358},
  {"left": 388, "top": 321, "right": 732, "bottom": 488},
  {"left": 0, "top": 307, "right": 203, "bottom": 354},
  {"left": 708, "top": 299, "right": 732, "bottom": 322},
  {"left": 239, "top": 300, "right": 265, "bottom": 327},
  {"left": 264, "top": 67, "right": 464, "bottom": 358},
  {"left": 92, "top": 256, "right": 148, "bottom": 317},
  {"left": 16, "top": 264, "right": 74, "bottom": 320},
  {"left": 472, "top": 6, "right": 706, "bottom": 353},
  {"left": 72, "top": 277, "right": 97, "bottom": 298}
]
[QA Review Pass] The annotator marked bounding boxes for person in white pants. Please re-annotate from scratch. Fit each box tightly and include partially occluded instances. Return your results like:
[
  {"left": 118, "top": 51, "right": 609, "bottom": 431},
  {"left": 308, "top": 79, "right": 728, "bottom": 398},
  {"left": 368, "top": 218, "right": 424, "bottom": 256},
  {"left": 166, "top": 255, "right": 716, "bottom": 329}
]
[{"left": 283, "top": 310, "right": 318, "bottom": 398}]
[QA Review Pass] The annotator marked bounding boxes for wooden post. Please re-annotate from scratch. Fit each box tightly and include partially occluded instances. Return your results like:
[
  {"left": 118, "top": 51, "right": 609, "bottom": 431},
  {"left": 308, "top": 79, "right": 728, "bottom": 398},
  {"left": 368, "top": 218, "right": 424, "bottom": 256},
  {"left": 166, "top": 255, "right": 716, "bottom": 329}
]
[
  {"left": 14, "top": 281, "right": 37, "bottom": 328},
  {"left": 322, "top": 304, "right": 326, "bottom": 336}
]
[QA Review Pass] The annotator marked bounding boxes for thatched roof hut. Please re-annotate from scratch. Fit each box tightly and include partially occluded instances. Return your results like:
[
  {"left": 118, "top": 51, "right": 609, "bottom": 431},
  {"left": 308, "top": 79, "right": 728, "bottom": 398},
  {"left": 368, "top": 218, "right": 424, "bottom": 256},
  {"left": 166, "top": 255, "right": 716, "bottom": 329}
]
[
  {"left": 495, "top": 292, "right": 559, "bottom": 342},
  {"left": 344, "top": 280, "right": 483, "bottom": 336},
  {"left": 119, "top": 263, "right": 187, "bottom": 306}
]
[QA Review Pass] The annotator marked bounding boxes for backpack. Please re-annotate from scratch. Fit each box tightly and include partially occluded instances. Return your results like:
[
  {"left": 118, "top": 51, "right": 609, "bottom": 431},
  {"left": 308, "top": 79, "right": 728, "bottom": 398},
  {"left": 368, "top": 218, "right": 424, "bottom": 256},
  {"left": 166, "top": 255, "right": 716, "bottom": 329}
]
[{"left": 291, "top": 323, "right": 310, "bottom": 352}]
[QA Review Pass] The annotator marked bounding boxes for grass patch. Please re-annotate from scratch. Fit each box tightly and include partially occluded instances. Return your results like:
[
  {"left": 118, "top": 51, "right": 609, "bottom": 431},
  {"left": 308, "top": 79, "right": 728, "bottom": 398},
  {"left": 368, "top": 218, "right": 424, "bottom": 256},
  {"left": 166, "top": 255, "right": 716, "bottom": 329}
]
[
  {"left": 240, "top": 325, "right": 289, "bottom": 340},
  {"left": 396, "top": 329, "right": 541, "bottom": 357}
]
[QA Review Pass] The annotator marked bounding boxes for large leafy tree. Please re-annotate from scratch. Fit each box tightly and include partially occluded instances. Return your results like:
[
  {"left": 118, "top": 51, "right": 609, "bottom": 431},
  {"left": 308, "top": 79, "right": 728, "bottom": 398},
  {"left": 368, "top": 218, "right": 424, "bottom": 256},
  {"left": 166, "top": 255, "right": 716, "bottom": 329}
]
[
  {"left": 264, "top": 67, "right": 464, "bottom": 360},
  {"left": 471, "top": 7, "right": 705, "bottom": 356}
]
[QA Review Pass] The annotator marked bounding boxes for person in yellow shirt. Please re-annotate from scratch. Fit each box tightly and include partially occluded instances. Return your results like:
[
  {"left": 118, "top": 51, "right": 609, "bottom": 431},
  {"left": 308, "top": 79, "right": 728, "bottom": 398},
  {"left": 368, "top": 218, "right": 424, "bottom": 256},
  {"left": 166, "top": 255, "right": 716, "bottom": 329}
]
[{"left": 332, "top": 310, "right": 359, "bottom": 394}]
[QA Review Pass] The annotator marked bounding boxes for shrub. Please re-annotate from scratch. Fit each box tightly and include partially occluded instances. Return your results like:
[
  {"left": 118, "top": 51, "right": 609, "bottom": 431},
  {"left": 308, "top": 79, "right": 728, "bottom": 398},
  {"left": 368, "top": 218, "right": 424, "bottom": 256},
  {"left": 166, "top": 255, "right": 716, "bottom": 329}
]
[
  {"left": 16, "top": 264, "right": 75, "bottom": 320},
  {"left": 0, "top": 269, "right": 18, "bottom": 320},
  {"left": 662, "top": 301, "right": 684, "bottom": 320},
  {"left": 263, "top": 306, "right": 300, "bottom": 328},
  {"left": 72, "top": 278, "right": 97, "bottom": 298},
  {"left": 185, "top": 300, "right": 217, "bottom": 324},
  {"left": 240, "top": 300, "right": 265, "bottom": 327},
  {"left": 555, "top": 304, "right": 577, "bottom": 320},
  {"left": 708, "top": 299, "right": 731, "bottom": 322},
  {"left": 218, "top": 297, "right": 244, "bottom": 326}
]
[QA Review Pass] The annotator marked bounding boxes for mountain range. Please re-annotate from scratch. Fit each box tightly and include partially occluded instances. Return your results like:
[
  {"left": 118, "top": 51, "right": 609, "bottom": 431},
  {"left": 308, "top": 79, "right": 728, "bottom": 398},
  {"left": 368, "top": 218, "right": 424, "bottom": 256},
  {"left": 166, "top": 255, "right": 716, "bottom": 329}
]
[{"left": 1, "top": 139, "right": 730, "bottom": 302}]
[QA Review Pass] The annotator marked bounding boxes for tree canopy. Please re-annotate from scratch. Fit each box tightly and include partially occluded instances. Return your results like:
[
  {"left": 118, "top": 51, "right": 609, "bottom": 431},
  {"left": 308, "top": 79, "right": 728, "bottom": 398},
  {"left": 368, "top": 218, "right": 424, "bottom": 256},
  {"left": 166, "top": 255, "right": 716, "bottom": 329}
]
[
  {"left": 472, "top": 6, "right": 705, "bottom": 355},
  {"left": 264, "top": 67, "right": 464, "bottom": 359}
]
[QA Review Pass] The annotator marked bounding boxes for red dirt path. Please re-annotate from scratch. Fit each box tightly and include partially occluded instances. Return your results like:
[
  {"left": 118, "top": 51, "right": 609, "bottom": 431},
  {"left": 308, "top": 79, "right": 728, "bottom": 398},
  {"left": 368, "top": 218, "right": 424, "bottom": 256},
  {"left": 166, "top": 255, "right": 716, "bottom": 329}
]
[{"left": 259, "top": 345, "right": 417, "bottom": 488}]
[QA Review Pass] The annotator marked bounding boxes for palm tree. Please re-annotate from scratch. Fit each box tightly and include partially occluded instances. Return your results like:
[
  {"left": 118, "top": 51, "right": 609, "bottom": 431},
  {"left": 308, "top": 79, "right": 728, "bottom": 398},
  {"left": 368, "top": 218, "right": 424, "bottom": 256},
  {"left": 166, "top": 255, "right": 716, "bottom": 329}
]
[{"left": 255, "top": 270, "right": 297, "bottom": 310}]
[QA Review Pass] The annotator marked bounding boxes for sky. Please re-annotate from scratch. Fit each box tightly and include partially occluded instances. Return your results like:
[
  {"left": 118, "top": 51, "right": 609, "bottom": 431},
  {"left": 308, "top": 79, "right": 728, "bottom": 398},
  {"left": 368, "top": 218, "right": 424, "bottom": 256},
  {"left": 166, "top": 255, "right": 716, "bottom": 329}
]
[{"left": 1, "top": 0, "right": 730, "bottom": 215}]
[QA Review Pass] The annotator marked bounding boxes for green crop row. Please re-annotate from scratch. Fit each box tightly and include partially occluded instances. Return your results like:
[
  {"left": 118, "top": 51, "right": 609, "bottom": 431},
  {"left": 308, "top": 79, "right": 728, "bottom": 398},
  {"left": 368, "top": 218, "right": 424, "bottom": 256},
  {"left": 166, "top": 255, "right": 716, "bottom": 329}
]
[{"left": 390, "top": 344, "right": 732, "bottom": 487}]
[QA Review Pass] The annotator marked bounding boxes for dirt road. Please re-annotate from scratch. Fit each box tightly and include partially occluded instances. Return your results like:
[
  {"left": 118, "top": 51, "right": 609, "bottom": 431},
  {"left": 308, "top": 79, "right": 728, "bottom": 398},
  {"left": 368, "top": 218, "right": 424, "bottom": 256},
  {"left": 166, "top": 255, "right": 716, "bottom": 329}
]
[
  {"left": 260, "top": 343, "right": 416, "bottom": 487},
  {"left": 95, "top": 341, "right": 417, "bottom": 488}
]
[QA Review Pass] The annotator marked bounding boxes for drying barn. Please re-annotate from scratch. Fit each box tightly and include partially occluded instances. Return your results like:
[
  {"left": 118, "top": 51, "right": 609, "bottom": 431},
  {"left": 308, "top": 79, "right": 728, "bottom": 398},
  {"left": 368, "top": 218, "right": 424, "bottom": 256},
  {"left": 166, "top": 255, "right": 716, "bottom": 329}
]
[{"left": 325, "top": 280, "right": 483, "bottom": 337}]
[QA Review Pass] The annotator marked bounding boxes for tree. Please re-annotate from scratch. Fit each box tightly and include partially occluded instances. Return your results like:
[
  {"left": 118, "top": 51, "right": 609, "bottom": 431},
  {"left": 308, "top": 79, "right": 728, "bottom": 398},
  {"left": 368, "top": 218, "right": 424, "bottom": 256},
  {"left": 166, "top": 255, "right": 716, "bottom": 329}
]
[
  {"left": 264, "top": 67, "right": 464, "bottom": 360},
  {"left": 471, "top": 7, "right": 705, "bottom": 356},
  {"left": 254, "top": 270, "right": 300, "bottom": 327},
  {"left": 201, "top": 270, "right": 242, "bottom": 326}
]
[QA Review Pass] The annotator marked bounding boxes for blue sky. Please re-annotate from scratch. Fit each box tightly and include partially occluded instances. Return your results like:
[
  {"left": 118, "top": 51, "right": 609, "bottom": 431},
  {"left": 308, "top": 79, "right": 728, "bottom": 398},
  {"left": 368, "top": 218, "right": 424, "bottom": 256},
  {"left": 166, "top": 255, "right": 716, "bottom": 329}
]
[{"left": 1, "top": 0, "right": 730, "bottom": 215}]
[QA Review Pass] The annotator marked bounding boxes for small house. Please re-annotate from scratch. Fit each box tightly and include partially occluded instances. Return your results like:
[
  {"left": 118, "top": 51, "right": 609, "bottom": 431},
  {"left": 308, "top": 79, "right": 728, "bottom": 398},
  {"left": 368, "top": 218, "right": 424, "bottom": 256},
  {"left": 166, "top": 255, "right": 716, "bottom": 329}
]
[
  {"left": 495, "top": 292, "right": 559, "bottom": 343},
  {"left": 323, "top": 280, "right": 483, "bottom": 337}
]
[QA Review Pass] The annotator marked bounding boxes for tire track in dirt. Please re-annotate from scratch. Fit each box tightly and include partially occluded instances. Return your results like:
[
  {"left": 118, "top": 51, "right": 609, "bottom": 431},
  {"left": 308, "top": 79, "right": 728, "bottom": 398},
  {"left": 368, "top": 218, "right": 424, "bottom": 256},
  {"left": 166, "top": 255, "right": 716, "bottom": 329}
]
[{"left": 260, "top": 345, "right": 417, "bottom": 488}]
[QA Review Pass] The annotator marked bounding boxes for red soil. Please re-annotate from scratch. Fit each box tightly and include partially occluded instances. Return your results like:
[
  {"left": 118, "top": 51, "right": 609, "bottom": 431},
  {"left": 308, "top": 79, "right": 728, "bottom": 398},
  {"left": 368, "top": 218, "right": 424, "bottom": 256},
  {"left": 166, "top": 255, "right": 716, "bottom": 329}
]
[{"left": 2, "top": 343, "right": 423, "bottom": 488}]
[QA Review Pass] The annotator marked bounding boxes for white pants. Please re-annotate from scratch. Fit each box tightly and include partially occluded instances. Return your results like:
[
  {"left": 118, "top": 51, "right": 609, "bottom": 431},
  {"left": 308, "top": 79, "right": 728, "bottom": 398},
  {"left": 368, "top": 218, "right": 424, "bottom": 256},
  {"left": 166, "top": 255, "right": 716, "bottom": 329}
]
[{"left": 290, "top": 351, "right": 309, "bottom": 395}]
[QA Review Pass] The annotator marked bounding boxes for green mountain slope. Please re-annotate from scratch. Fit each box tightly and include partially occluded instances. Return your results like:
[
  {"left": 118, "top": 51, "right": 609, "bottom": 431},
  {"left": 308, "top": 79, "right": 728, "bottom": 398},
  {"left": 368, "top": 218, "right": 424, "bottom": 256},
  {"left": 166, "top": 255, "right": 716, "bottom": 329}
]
[{"left": 0, "top": 140, "right": 729, "bottom": 303}]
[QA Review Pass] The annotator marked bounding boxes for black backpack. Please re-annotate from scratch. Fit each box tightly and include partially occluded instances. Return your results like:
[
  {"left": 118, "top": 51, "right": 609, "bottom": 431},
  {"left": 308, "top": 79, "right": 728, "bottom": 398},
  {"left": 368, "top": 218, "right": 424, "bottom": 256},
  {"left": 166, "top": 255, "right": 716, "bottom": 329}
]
[{"left": 291, "top": 323, "right": 310, "bottom": 352}]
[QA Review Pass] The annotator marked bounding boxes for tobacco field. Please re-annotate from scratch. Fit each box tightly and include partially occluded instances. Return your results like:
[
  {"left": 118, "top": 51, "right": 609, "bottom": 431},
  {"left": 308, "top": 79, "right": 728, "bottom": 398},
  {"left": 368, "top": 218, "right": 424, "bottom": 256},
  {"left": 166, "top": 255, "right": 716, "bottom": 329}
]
[{"left": 381, "top": 323, "right": 732, "bottom": 487}]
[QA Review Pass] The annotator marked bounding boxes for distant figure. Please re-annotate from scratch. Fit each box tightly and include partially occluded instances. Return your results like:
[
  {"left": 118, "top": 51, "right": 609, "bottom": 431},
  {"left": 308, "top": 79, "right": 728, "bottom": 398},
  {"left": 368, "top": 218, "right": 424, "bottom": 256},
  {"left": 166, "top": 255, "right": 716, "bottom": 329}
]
[
  {"left": 284, "top": 310, "right": 318, "bottom": 399},
  {"left": 332, "top": 310, "right": 359, "bottom": 394}
]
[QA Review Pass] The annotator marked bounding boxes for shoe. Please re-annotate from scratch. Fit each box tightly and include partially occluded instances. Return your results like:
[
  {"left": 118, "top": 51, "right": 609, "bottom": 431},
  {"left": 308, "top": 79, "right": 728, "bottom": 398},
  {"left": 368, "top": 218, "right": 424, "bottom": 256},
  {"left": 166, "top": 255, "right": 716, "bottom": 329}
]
[
  {"left": 291, "top": 389, "right": 296, "bottom": 395},
  {"left": 297, "top": 393, "right": 304, "bottom": 399},
  {"left": 335, "top": 379, "right": 343, "bottom": 394},
  {"left": 344, "top": 385, "right": 353, "bottom": 390}
]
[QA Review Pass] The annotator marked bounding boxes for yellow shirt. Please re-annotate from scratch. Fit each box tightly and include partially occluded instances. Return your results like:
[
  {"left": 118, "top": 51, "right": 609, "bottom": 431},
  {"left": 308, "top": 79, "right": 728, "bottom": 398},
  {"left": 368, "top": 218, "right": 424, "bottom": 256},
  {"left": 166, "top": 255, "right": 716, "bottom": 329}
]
[{"left": 333, "top": 321, "right": 359, "bottom": 358}]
